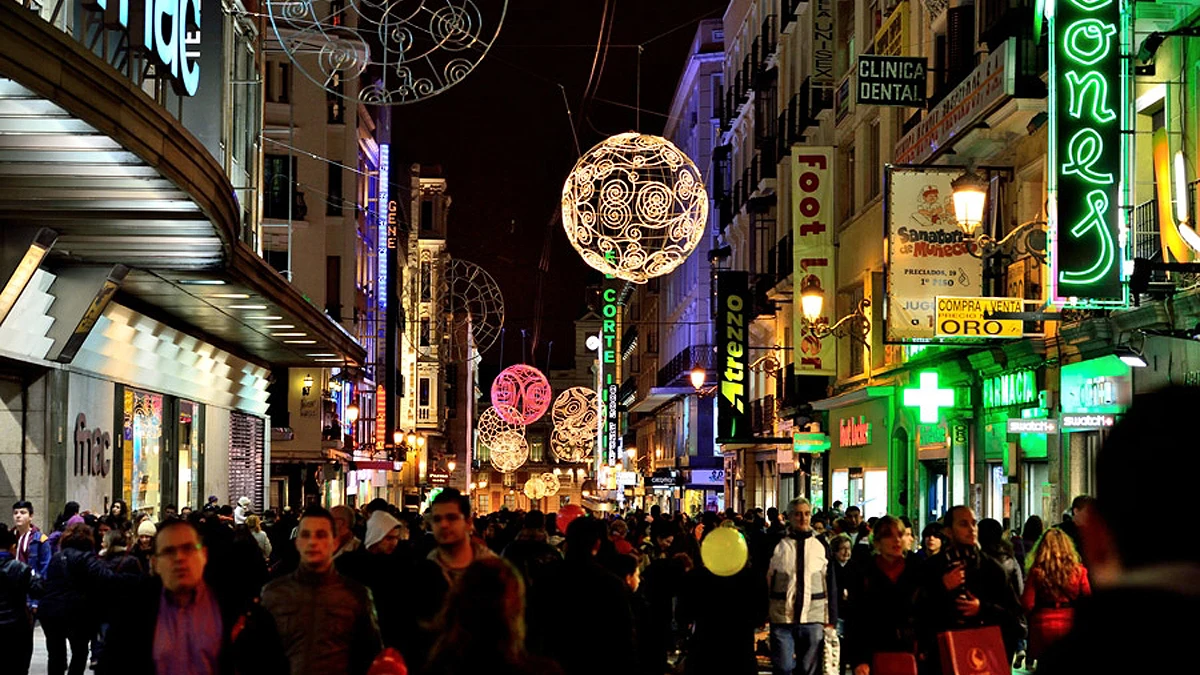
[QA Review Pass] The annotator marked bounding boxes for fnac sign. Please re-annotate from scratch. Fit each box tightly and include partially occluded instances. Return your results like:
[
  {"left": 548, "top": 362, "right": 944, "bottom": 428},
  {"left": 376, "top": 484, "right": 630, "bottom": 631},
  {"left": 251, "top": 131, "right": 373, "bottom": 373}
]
[{"left": 85, "top": 0, "right": 202, "bottom": 96}]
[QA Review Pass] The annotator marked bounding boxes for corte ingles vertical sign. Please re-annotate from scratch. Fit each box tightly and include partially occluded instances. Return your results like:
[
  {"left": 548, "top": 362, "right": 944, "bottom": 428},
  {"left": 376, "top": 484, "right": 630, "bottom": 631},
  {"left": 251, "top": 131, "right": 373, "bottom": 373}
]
[
  {"left": 1049, "top": 0, "right": 1129, "bottom": 306},
  {"left": 792, "top": 148, "right": 835, "bottom": 375},
  {"left": 599, "top": 268, "right": 619, "bottom": 464},
  {"left": 717, "top": 271, "right": 750, "bottom": 440}
]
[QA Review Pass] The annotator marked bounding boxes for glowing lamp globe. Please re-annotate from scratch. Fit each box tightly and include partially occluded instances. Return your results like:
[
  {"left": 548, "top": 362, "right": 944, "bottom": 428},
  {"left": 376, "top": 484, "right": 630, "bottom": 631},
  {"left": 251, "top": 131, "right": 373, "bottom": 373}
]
[
  {"left": 491, "top": 365, "right": 552, "bottom": 425},
  {"left": 489, "top": 430, "right": 529, "bottom": 473},
  {"left": 550, "top": 387, "right": 599, "bottom": 462},
  {"left": 561, "top": 132, "right": 708, "bottom": 283}
]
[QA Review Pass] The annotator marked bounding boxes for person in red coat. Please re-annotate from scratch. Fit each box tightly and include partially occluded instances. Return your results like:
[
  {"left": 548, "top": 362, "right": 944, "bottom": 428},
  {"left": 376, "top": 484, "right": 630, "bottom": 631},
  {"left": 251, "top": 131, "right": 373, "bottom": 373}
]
[{"left": 1020, "top": 528, "right": 1090, "bottom": 662}]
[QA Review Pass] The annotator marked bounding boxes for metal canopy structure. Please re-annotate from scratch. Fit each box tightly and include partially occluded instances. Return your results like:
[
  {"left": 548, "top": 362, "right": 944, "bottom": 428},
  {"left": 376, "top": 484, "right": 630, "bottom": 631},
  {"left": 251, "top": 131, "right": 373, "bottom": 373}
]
[{"left": 0, "top": 3, "right": 364, "bottom": 368}]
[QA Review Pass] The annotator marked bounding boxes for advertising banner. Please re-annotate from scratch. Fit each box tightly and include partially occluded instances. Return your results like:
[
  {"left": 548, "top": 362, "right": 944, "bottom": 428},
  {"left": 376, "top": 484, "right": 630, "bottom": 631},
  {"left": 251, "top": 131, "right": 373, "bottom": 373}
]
[
  {"left": 856, "top": 55, "right": 926, "bottom": 106},
  {"left": 933, "top": 296, "right": 1023, "bottom": 339},
  {"left": 792, "top": 148, "right": 836, "bottom": 374},
  {"left": 716, "top": 271, "right": 751, "bottom": 440},
  {"left": 885, "top": 166, "right": 985, "bottom": 341}
]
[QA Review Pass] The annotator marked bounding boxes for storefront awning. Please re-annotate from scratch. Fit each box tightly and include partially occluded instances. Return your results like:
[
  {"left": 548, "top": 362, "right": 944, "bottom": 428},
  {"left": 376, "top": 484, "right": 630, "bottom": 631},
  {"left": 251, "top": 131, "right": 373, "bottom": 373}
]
[
  {"left": 810, "top": 386, "right": 894, "bottom": 411},
  {"left": 627, "top": 387, "right": 695, "bottom": 413},
  {"left": 0, "top": 3, "right": 364, "bottom": 368}
]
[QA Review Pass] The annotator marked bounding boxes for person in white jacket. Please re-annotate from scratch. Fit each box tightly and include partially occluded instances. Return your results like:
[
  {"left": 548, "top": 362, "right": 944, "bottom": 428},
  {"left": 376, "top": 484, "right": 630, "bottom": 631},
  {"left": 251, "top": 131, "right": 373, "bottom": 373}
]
[{"left": 767, "top": 497, "right": 840, "bottom": 675}]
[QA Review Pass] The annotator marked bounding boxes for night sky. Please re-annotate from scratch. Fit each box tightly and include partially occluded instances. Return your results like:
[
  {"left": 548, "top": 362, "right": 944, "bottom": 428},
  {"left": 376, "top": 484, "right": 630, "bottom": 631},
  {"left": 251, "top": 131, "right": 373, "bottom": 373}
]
[{"left": 393, "top": 0, "right": 727, "bottom": 371}]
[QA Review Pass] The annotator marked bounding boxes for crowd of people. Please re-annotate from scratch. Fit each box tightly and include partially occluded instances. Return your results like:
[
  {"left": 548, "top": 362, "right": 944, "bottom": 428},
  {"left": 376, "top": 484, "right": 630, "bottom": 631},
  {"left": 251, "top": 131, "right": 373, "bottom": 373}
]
[{"left": 1, "top": 386, "right": 1196, "bottom": 675}]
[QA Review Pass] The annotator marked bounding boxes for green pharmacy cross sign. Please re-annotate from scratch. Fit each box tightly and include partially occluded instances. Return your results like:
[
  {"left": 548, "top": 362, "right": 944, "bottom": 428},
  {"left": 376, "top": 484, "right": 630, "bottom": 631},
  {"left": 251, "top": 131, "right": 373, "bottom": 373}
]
[
  {"left": 903, "top": 371, "right": 955, "bottom": 424},
  {"left": 1048, "top": 0, "right": 1131, "bottom": 306}
]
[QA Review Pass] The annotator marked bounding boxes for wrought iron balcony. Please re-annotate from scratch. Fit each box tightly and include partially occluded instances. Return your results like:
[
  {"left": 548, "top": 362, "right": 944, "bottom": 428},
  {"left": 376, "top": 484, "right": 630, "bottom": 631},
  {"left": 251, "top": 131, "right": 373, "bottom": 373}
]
[{"left": 657, "top": 344, "right": 715, "bottom": 388}]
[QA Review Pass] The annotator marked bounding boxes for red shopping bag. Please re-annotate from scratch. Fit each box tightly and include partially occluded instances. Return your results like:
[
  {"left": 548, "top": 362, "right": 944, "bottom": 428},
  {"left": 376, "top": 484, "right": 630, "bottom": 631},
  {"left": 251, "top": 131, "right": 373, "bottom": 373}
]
[
  {"left": 872, "top": 652, "right": 918, "bottom": 675},
  {"left": 936, "top": 626, "right": 1008, "bottom": 675}
]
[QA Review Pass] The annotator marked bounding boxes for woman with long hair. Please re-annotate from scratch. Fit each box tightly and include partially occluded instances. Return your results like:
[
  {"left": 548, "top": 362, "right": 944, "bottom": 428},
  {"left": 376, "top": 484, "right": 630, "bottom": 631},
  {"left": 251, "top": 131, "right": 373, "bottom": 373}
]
[
  {"left": 425, "top": 557, "right": 560, "bottom": 675},
  {"left": 1021, "top": 528, "right": 1091, "bottom": 662},
  {"left": 847, "top": 516, "right": 922, "bottom": 675}
]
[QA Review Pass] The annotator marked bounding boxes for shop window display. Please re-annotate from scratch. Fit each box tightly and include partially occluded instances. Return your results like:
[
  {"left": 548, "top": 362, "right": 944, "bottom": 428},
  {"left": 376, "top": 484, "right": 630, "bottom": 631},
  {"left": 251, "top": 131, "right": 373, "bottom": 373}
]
[
  {"left": 123, "top": 389, "right": 164, "bottom": 517},
  {"left": 177, "top": 401, "right": 202, "bottom": 511}
]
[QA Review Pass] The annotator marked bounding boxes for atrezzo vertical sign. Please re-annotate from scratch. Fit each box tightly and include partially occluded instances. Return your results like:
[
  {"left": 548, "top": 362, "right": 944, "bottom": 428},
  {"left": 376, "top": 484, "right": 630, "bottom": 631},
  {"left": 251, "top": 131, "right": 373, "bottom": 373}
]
[
  {"left": 792, "top": 148, "right": 835, "bottom": 374},
  {"left": 716, "top": 271, "right": 750, "bottom": 440},
  {"left": 598, "top": 275, "right": 619, "bottom": 464},
  {"left": 1049, "top": 0, "right": 1130, "bottom": 306}
]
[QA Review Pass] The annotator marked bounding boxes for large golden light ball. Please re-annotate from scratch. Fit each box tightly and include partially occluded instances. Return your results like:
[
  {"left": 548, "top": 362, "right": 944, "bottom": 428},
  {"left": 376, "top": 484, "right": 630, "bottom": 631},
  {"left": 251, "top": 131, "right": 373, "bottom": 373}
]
[{"left": 561, "top": 133, "right": 708, "bottom": 283}]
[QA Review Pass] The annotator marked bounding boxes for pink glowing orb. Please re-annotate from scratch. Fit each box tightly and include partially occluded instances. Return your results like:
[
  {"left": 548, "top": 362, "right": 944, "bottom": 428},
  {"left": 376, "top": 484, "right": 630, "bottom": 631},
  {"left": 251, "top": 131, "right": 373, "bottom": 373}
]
[{"left": 490, "top": 364, "right": 552, "bottom": 425}]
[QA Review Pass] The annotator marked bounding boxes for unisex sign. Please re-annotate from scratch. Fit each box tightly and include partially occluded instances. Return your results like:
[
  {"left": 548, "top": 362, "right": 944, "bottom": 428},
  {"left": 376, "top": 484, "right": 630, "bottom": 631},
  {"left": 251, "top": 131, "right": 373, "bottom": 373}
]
[
  {"left": 885, "top": 166, "right": 984, "bottom": 341},
  {"left": 792, "top": 148, "right": 836, "bottom": 374},
  {"left": 717, "top": 271, "right": 751, "bottom": 440},
  {"left": 856, "top": 55, "right": 927, "bottom": 106},
  {"left": 934, "top": 296, "right": 1023, "bottom": 339},
  {"left": 1049, "top": 0, "right": 1129, "bottom": 305}
]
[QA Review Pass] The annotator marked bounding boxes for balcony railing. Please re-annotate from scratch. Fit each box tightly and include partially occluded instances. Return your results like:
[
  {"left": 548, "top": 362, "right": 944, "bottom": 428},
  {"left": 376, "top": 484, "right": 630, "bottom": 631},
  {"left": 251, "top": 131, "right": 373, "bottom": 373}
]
[
  {"left": 751, "top": 395, "right": 776, "bottom": 436},
  {"left": 657, "top": 344, "right": 715, "bottom": 388},
  {"left": 761, "top": 13, "right": 777, "bottom": 59},
  {"left": 1133, "top": 199, "right": 1161, "bottom": 263}
]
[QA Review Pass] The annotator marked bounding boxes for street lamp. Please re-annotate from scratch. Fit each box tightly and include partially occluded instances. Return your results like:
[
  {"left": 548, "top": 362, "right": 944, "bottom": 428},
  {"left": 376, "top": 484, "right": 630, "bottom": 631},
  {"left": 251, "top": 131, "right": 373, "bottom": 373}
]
[
  {"left": 689, "top": 366, "right": 706, "bottom": 391},
  {"left": 797, "top": 276, "right": 871, "bottom": 343},
  {"left": 447, "top": 460, "right": 457, "bottom": 473},
  {"left": 950, "top": 169, "right": 1047, "bottom": 263},
  {"left": 346, "top": 403, "right": 360, "bottom": 423},
  {"left": 302, "top": 374, "right": 314, "bottom": 396}
]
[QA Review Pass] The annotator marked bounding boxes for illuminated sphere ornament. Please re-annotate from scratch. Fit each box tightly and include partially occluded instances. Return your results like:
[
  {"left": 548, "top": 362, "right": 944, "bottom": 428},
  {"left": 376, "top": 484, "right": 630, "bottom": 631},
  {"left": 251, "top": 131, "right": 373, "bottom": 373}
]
[
  {"left": 440, "top": 259, "right": 505, "bottom": 363},
  {"left": 561, "top": 133, "right": 708, "bottom": 283},
  {"left": 550, "top": 387, "right": 599, "bottom": 462},
  {"left": 523, "top": 474, "right": 547, "bottom": 500},
  {"left": 700, "top": 524, "right": 749, "bottom": 576},
  {"left": 491, "top": 365, "right": 552, "bottom": 425},
  {"left": 489, "top": 430, "right": 529, "bottom": 473},
  {"left": 267, "top": 1, "right": 508, "bottom": 106},
  {"left": 540, "top": 472, "right": 561, "bottom": 497}
]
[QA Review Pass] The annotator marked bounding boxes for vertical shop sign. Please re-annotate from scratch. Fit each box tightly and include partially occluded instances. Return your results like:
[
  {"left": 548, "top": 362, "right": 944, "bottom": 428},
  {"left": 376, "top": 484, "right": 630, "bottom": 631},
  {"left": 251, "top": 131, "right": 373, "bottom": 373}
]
[
  {"left": 885, "top": 166, "right": 984, "bottom": 341},
  {"left": 792, "top": 148, "right": 836, "bottom": 374},
  {"left": 1049, "top": 0, "right": 1130, "bottom": 306},
  {"left": 376, "top": 144, "right": 390, "bottom": 448},
  {"left": 809, "top": 0, "right": 834, "bottom": 91},
  {"left": 717, "top": 271, "right": 751, "bottom": 440},
  {"left": 598, "top": 271, "right": 619, "bottom": 464}
]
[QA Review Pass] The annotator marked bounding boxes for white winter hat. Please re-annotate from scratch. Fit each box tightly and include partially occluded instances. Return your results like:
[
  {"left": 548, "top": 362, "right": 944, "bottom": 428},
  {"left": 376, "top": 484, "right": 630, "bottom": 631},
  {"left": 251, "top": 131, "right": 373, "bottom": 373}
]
[
  {"left": 237, "top": 497, "right": 251, "bottom": 508},
  {"left": 363, "top": 510, "right": 403, "bottom": 551},
  {"left": 137, "top": 520, "right": 157, "bottom": 538}
]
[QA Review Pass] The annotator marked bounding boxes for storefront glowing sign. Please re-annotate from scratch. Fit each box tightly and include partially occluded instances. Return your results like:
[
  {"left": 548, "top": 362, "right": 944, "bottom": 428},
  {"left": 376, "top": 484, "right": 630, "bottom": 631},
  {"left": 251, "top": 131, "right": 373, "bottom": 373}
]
[
  {"left": 1061, "top": 413, "right": 1116, "bottom": 429},
  {"left": 793, "top": 431, "right": 831, "bottom": 453},
  {"left": 839, "top": 415, "right": 872, "bottom": 447},
  {"left": 982, "top": 370, "right": 1037, "bottom": 409},
  {"left": 598, "top": 267, "right": 618, "bottom": 463},
  {"left": 86, "top": 0, "right": 202, "bottom": 96},
  {"left": 1048, "top": 0, "right": 1130, "bottom": 306},
  {"left": 903, "top": 371, "right": 954, "bottom": 423},
  {"left": 1007, "top": 418, "right": 1059, "bottom": 434}
]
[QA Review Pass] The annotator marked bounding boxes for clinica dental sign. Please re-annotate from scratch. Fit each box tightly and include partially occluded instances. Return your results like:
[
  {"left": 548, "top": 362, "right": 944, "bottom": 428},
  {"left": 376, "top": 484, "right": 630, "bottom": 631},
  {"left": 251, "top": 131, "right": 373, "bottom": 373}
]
[
  {"left": 856, "top": 55, "right": 927, "bottom": 107},
  {"left": 84, "top": 0, "right": 202, "bottom": 96},
  {"left": 1049, "top": 0, "right": 1129, "bottom": 305}
]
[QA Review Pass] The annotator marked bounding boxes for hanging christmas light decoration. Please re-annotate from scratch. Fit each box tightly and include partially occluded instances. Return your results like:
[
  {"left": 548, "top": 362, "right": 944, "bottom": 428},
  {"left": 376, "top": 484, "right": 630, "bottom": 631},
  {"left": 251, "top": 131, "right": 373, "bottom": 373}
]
[
  {"left": 489, "top": 430, "right": 529, "bottom": 473},
  {"left": 477, "top": 405, "right": 523, "bottom": 450},
  {"left": 523, "top": 474, "right": 547, "bottom": 500},
  {"left": 540, "top": 472, "right": 561, "bottom": 497},
  {"left": 561, "top": 133, "right": 708, "bottom": 283},
  {"left": 550, "top": 387, "right": 599, "bottom": 462},
  {"left": 491, "top": 364, "right": 552, "bottom": 425},
  {"left": 267, "top": 0, "right": 508, "bottom": 106}
]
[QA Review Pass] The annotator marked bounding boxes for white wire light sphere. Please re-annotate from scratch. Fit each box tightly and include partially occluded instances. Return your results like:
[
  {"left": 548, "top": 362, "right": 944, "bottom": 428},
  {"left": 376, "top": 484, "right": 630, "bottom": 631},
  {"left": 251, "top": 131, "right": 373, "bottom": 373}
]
[
  {"left": 523, "top": 474, "right": 546, "bottom": 500},
  {"left": 489, "top": 430, "right": 529, "bottom": 473},
  {"left": 561, "top": 132, "right": 708, "bottom": 283},
  {"left": 550, "top": 387, "right": 599, "bottom": 462},
  {"left": 540, "top": 472, "right": 561, "bottom": 497}
]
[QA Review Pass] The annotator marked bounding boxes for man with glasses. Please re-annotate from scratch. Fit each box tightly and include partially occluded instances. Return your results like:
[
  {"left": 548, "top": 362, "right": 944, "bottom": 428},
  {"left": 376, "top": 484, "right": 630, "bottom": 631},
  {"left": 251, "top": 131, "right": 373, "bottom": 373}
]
[
  {"left": 99, "top": 520, "right": 286, "bottom": 674},
  {"left": 767, "top": 497, "right": 839, "bottom": 675}
]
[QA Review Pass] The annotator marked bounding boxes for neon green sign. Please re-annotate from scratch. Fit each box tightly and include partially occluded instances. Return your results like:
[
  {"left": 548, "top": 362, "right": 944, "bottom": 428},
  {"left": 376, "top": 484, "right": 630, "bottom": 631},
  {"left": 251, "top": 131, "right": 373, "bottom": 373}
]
[
  {"left": 1049, "top": 0, "right": 1129, "bottom": 306},
  {"left": 983, "top": 370, "right": 1037, "bottom": 409},
  {"left": 903, "top": 371, "right": 955, "bottom": 423}
]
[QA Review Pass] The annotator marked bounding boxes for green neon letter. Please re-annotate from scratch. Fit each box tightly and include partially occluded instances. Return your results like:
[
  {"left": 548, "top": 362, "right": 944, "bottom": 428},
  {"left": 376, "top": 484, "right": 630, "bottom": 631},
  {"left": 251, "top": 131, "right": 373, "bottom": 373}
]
[
  {"left": 1067, "top": 0, "right": 1113, "bottom": 11},
  {"left": 1062, "top": 129, "right": 1114, "bottom": 185},
  {"left": 1062, "top": 19, "right": 1117, "bottom": 66},
  {"left": 1059, "top": 190, "right": 1116, "bottom": 285},
  {"left": 1065, "top": 71, "right": 1116, "bottom": 123}
]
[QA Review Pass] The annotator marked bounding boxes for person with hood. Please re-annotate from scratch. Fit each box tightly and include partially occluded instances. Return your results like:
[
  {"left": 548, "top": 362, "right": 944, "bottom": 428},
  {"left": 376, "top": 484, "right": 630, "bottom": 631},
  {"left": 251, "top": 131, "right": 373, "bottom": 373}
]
[
  {"left": 261, "top": 506, "right": 381, "bottom": 675},
  {"left": 336, "top": 509, "right": 409, "bottom": 651},
  {"left": 766, "top": 497, "right": 838, "bottom": 675},
  {"left": 40, "top": 522, "right": 135, "bottom": 675},
  {"left": 2, "top": 524, "right": 44, "bottom": 675},
  {"left": 234, "top": 497, "right": 251, "bottom": 525}
]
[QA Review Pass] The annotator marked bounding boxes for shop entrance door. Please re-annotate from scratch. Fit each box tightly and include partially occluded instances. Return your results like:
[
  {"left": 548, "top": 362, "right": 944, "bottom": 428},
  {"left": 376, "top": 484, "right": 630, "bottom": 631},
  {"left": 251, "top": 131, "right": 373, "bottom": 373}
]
[
  {"left": 923, "top": 459, "right": 948, "bottom": 528},
  {"left": 987, "top": 463, "right": 1007, "bottom": 521}
]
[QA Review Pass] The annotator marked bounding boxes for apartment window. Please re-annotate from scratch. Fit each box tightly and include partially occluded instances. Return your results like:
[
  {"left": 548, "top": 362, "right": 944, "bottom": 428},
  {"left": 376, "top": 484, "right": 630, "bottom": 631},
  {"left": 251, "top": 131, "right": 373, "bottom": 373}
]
[
  {"left": 327, "top": 164, "right": 343, "bottom": 216},
  {"left": 420, "top": 261, "right": 432, "bottom": 301},
  {"left": 264, "top": 154, "right": 296, "bottom": 220},
  {"left": 530, "top": 438, "right": 545, "bottom": 462},
  {"left": 712, "top": 28, "right": 723, "bottom": 42},
  {"left": 867, "top": 120, "right": 881, "bottom": 200},
  {"left": 420, "top": 318, "right": 431, "bottom": 347},
  {"left": 421, "top": 198, "right": 434, "bottom": 231},
  {"left": 327, "top": 72, "right": 345, "bottom": 124},
  {"left": 712, "top": 74, "right": 723, "bottom": 115},
  {"left": 326, "top": 256, "right": 341, "bottom": 321},
  {"left": 278, "top": 62, "right": 291, "bottom": 103},
  {"left": 418, "top": 377, "right": 431, "bottom": 408},
  {"left": 329, "top": 0, "right": 345, "bottom": 24}
]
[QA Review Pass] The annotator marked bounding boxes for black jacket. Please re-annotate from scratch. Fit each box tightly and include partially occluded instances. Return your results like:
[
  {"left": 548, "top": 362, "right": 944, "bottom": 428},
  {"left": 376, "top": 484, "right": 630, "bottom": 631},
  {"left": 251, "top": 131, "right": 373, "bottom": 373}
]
[
  {"left": 538, "top": 557, "right": 634, "bottom": 675},
  {"left": 98, "top": 577, "right": 288, "bottom": 675},
  {"left": 847, "top": 555, "right": 923, "bottom": 668},
  {"left": 0, "top": 554, "right": 41, "bottom": 628},
  {"left": 678, "top": 565, "right": 768, "bottom": 675},
  {"left": 39, "top": 548, "right": 133, "bottom": 626},
  {"left": 335, "top": 547, "right": 411, "bottom": 651},
  {"left": 917, "top": 546, "right": 1023, "bottom": 659}
]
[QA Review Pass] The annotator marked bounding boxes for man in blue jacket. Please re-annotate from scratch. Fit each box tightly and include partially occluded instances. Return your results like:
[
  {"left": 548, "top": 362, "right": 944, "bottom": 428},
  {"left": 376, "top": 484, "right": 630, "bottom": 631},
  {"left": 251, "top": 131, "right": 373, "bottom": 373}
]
[{"left": 12, "top": 501, "right": 49, "bottom": 578}]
